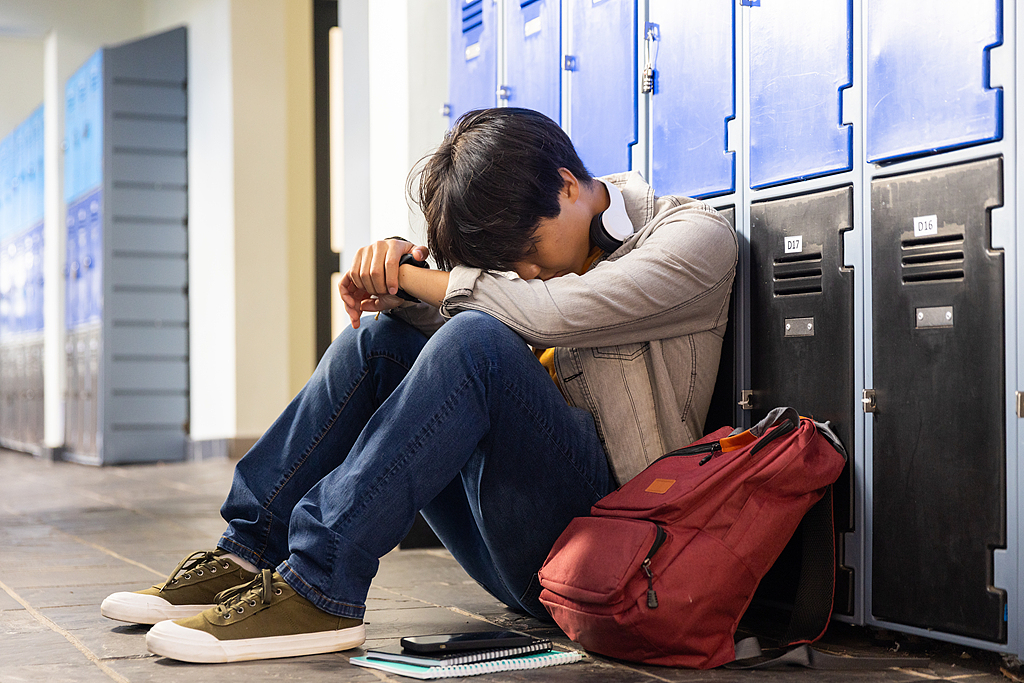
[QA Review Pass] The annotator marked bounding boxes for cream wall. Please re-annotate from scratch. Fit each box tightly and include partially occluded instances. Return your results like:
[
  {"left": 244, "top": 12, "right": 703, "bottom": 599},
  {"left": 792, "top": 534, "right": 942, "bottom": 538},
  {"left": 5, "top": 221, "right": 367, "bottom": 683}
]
[
  {"left": 0, "top": 37, "right": 45, "bottom": 137},
  {"left": 0, "top": 0, "right": 446, "bottom": 453},
  {"left": 1, "top": 0, "right": 315, "bottom": 451}
]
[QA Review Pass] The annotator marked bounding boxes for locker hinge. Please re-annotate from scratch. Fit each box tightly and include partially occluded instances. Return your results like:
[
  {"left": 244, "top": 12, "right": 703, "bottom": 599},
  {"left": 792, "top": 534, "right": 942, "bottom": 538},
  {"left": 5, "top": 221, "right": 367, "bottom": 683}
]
[
  {"left": 741, "top": 0, "right": 760, "bottom": 6},
  {"left": 642, "top": 23, "right": 660, "bottom": 94},
  {"left": 738, "top": 390, "right": 754, "bottom": 410},
  {"left": 862, "top": 389, "right": 877, "bottom": 413},
  {"left": 496, "top": 85, "right": 512, "bottom": 101},
  {"left": 1017, "top": 391, "right": 1024, "bottom": 418},
  {"left": 563, "top": 55, "right": 577, "bottom": 72},
  {"left": 440, "top": 103, "right": 451, "bottom": 117}
]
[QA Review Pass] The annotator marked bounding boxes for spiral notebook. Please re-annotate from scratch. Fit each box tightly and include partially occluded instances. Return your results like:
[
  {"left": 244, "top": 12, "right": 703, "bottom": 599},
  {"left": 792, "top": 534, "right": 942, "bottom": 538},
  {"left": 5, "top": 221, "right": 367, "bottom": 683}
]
[
  {"left": 364, "top": 639, "right": 552, "bottom": 667},
  {"left": 350, "top": 649, "right": 583, "bottom": 679}
]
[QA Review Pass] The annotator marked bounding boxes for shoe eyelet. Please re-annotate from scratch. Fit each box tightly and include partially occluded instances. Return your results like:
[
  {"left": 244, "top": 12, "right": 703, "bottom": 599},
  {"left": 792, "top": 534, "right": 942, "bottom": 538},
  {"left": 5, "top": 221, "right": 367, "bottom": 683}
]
[
  {"left": 210, "top": 567, "right": 217, "bottom": 573},
  {"left": 237, "top": 607, "right": 245, "bottom": 614},
  {"left": 249, "top": 600, "right": 257, "bottom": 607},
  {"left": 274, "top": 588, "right": 282, "bottom": 595},
  {"left": 196, "top": 570, "right": 204, "bottom": 576},
  {"left": 183, "top": 573, "right": 191, "bottom": 579},
  {"left": 222, "top": 563, "right": 230, "bottom": 570},
  {"left": 223, "top": 612, "right": 231, "bottom": 620}
]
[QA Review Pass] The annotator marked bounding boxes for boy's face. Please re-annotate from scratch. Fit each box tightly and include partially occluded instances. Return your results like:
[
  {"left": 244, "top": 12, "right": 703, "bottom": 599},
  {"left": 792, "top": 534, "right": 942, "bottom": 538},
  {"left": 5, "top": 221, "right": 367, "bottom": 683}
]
[{"left": 512, "top": 172, "right": 593, "bottom": 281}]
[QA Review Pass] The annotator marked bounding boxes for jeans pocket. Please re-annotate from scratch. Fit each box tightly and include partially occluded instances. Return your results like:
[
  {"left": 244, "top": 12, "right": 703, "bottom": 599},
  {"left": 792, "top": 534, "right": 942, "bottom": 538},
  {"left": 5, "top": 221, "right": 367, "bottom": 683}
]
[{"left": 591, "top": 342, "right": 650, "bottom": 361}]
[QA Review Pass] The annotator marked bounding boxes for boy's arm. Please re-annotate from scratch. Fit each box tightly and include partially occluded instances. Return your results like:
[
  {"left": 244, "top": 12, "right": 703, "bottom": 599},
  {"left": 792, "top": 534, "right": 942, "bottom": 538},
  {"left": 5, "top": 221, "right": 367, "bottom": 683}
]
[{"left": 438, "top": 200, "right": 737, "bottom": 348}]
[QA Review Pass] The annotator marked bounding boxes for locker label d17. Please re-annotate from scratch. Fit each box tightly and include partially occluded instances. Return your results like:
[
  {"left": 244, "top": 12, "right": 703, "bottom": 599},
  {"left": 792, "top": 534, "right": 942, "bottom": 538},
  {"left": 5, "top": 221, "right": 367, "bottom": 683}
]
[
  {"left": 784, "top": 235, "right": 803, "bottom": 254},
  {"left": 913, "top": 214, "right": 938, "bottom": 237}
]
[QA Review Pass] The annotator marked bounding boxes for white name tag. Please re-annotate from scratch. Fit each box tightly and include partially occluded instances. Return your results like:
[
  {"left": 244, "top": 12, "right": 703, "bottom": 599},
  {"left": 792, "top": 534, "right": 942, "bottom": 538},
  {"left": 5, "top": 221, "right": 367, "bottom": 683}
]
[
  {"left": 784, "top": 235, "right": 803, "bottom": 254},
  {"left": 913, "top": 214, "right": 938, "bottom": 237}
]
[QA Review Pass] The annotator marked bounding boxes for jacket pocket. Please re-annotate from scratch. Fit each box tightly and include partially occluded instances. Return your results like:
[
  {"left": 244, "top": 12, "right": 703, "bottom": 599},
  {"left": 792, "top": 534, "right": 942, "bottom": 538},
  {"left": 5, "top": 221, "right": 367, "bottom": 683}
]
[{"left": 591, "top": 342, "right": 650, "bottom": 361}]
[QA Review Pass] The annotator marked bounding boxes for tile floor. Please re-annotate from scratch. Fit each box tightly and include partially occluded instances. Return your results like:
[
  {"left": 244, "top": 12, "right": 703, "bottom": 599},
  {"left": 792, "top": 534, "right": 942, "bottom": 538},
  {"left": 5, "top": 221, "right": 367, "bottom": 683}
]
[{"left": 0, "top": 449, "right": 1015, "bottom": 682}]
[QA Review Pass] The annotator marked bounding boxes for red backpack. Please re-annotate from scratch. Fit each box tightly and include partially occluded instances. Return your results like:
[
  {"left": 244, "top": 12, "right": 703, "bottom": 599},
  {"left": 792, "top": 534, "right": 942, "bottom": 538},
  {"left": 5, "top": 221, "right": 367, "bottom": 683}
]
[{"left": 537, "top": 407, "right": 847, "bottom": 669}]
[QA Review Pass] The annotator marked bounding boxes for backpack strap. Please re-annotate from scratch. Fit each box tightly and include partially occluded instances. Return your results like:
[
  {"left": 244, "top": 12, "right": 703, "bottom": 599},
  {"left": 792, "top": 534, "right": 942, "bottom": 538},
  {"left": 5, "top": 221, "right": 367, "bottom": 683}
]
[
  {"left": 783, "top": 483, "right": 837, "bottom": 646},
  {"left": 730, "top": 637, "right": 931, "bottom": 670}
]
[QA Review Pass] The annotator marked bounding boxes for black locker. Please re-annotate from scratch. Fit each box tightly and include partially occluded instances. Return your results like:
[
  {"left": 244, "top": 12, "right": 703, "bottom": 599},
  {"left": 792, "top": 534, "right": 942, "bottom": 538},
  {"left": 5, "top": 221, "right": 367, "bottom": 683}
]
[
  {"left": 749, "top": 187, "right": 855, "bottom": 615},
  {"left": 870, "top": 158, "right": 1006, "bottom": 642}
]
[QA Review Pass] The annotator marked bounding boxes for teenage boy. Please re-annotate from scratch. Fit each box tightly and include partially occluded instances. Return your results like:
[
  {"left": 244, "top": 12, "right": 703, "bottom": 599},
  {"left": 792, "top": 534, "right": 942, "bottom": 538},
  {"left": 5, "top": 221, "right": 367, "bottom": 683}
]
[{"left": 100, "top": 108, "right": 737, "bottom": 663}]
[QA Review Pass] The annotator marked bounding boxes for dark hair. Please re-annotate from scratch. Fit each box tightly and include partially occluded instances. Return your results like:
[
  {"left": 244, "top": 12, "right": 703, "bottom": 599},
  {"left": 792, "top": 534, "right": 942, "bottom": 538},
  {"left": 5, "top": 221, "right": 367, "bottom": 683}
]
[{"left": 413, "top": 108, "right": 592, "bottom": 271}]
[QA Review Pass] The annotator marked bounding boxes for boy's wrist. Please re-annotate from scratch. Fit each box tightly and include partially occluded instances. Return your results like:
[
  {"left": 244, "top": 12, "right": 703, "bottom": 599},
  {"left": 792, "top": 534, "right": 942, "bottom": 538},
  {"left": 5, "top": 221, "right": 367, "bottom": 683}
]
[{"left": 397, "top": 253, "right": 429, "bottom": 302}]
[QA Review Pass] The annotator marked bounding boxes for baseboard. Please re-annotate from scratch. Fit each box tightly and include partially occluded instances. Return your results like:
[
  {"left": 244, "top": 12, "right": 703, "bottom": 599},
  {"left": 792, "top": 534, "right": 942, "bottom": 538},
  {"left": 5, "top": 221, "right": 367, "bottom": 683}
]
[{"left": 186, "top": 437, "right": 259, "bottom": 461}]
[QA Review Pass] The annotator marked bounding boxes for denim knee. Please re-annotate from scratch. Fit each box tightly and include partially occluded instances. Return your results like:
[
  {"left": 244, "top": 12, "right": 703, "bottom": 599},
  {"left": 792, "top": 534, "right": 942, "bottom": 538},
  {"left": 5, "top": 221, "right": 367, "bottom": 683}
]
[{"left": 429, "top": 311, "right": 526, "bottom": 359}]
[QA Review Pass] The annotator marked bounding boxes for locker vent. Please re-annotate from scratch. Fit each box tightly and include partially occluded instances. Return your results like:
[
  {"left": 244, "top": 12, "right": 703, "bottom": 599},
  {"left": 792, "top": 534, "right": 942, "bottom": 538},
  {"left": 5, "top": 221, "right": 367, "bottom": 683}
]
[
  {"left": 462, "top": 0, "right": 484, "bottom": 33},
  {"left": 772, "top": 252, "right": 823, "bottom": 296},
  {"left": 901, "top": 233, "right": 965, "bottom": 283}
]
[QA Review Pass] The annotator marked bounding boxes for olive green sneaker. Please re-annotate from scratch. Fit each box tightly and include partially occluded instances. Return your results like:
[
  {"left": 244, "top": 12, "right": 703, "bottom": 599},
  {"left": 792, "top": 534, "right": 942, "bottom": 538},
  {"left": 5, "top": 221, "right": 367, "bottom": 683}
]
[
  {"left": 101, "top": 549, "right": 257, "bottom": 625},
  {"left": 146, "top": 569, "right": 365, "bottom": 663}
]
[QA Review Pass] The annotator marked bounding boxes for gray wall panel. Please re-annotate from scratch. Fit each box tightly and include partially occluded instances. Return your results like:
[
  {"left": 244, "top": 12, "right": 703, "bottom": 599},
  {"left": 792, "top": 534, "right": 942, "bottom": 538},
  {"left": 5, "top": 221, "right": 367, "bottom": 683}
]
[
  {"left": 109, "top": 221, "right": 187, "bottom": 254},
  {"left": 109, "top": 119, "right": 186, "bottom": 152},
  {"left": 108, "top": 187, "right": 187, "bottom": 220},
  {"left": 110, "top": 154, "right": 187, "bottom": 186},
  {"left": 109, "top": 360, "right": 187, "bottom": 391},
  {"left": 108, "top": 255, "right": 187, "bottom": 288},
  {"left": 108, "top": 291, "right": 187, "bottom": 323},
  {"left": 107, "top": 84, "right": 186, "bottom": 118},
  {"left": 107, "top": 326, "right": 187, "bottom": 355},
  {"left": 107, "top": 395, "right": 187, "bottom": 425}
]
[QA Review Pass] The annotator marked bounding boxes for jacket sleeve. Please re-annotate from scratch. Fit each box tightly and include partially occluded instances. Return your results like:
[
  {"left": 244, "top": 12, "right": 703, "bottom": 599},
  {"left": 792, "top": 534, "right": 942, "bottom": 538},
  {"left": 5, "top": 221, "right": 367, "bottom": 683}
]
[{"left": 438, "top": 198, "right": 738, "bottom": 348}]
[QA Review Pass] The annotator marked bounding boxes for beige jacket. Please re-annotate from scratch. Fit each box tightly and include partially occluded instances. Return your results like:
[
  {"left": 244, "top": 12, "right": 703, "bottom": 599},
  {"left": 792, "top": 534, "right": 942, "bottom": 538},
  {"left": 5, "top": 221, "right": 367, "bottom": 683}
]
[{"left": 396, "top": 171, "right": 738, "bottom": 485}]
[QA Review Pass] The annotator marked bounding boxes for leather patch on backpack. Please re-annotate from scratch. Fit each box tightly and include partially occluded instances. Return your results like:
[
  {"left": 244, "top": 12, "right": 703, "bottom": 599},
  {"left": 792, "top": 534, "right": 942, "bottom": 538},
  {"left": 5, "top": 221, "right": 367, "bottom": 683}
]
[{"left": 645, "top": 478, "right": 676, "bottom": 494}]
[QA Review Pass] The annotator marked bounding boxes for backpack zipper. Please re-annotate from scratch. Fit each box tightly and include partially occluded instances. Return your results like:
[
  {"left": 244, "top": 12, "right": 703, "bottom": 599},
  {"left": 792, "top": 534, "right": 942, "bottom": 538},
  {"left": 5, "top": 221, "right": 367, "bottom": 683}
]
[
  {"left": 654, "top": 440, "right": 721, "bottom": 465},
  {"left": 641, "top": 525, "right": 667, "bottom": 609}
]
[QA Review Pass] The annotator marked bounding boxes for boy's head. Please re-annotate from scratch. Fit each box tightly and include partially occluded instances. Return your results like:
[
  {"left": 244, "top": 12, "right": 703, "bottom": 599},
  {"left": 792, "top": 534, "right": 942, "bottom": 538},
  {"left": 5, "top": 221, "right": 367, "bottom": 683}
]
[{"left": 415, "top": 108, "right": 593, "bottom": 271}]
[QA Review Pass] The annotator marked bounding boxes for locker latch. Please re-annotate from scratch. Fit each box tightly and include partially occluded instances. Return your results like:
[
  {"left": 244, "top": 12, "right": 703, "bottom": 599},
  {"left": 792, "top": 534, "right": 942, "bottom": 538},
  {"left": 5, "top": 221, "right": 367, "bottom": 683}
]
[
  {"left": 862, "top": 389, "right": 877, "bottom": 413},
  {"left": 563, "top": 56, "right": 577, "bottom": 72},
  {"left": 1017, "top": 391, "right": 1023, "bottom": 418},
  {"left": 642, "top": 23, "right": 660, "bottom": 94},
  {"left": 738, "top": 390, "right": 754, "bottom": 410},
  {"left": 496, "top": 85, "right": 511, "bottom": 101},
  {"left": 440, "top": 103, "right": 451, "bottom": 117}
]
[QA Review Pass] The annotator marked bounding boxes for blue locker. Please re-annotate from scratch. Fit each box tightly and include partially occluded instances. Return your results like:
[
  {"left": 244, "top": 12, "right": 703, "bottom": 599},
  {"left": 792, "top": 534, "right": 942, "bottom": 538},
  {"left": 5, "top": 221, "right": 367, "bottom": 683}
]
[
  {"left": 649, "top": 0, "right": 735, "bottom": 198},
  {"left": 748, "top": 0, "right": 852, "bottom": 188},
  {"left": 448, "top": 0, "right": 498, "bottom": 126},
  {"left": 505, "top": 0, "right": 561, "bottom": 123},
  {"left": 566, "top": 0, "right": 636, "bottom": 177},
  {"left": 866, "top": 0, "right": 1002, "bottom": 162},
  {"left": 65, "top": 210, "right": 78, "bottom": 330}
]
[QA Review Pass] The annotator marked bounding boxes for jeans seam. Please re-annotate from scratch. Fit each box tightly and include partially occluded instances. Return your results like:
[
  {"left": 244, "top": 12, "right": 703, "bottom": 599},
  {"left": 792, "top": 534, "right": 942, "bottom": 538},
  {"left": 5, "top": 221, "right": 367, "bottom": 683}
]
[
  {"left": 498, "top": 372, "right": 607, "bottom": 500},
  {"left": 279, "top": 561, "right": 366, "bottom": 613},
  {"left": 263, "top": 352, "right": 412, "bottom": 511},
  {"left": 334, "top": 359, "right": 490, "bottom": 532}
]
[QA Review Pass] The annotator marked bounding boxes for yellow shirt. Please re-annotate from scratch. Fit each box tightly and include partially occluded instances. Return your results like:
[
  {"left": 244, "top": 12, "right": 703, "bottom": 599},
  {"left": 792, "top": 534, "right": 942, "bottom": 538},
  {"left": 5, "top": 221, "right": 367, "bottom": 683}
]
[{"left": 534, "top": 246, "right": 605, "bottom": 386}]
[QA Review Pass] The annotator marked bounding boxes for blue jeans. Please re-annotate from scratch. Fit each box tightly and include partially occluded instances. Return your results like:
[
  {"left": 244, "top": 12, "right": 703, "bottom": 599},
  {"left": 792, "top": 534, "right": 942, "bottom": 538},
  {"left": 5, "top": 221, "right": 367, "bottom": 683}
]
[{"left": 218, "top": 311, "right": 613, "bottom": 620}]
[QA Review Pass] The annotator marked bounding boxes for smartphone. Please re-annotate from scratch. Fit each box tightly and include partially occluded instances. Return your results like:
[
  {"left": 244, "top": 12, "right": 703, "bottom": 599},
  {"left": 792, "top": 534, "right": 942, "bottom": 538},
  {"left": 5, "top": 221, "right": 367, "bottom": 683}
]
[{"left": 400, "top": 630, "right": 535, "bottom": 653}]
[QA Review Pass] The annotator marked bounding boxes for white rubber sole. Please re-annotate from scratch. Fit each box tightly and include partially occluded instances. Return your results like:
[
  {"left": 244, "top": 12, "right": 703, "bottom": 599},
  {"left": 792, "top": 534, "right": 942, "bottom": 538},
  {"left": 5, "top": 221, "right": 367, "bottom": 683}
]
[
  {"left": 100, "top": 592, "right": 214, "bottom": 625},
  {"left": 146, "top": 620, "right": 366, "bottom": 663}
]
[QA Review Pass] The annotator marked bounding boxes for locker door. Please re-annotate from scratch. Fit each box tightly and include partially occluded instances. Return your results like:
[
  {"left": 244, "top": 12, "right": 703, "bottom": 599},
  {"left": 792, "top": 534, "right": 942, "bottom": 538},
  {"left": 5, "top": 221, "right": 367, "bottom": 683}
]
[
  {"left": 505, "top": 0, "right": 560, "bottom": 123},
  {"left": 870, "top": 158, "right": 1005, "bottom": 642},
  {"left": 866, "top": 0, "right": 1002, "bottom": 163},
  {"left": 748, "top": 0, "right": 852, "bottom": 188},
  {"left": 449, "top": 0, "right": 498, "bottom": 125},
  {"left": 649, "top": 0, "right": 734, "bottom": 198},
  {"left": 565, "top": 0, "right": 636, "bottom": 176},
  {"left": 749, "top": 186, "right": 856, "bottom": 615}
]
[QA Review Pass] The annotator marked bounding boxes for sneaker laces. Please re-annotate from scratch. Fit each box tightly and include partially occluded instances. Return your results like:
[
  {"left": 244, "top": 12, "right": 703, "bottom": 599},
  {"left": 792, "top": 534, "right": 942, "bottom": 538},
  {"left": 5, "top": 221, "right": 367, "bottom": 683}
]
[
  {"left": 213, "top": 569, "right": 283, "bottom": 617},
  {"left": 163, "top": 550, "right": 233, "bottom": 588}
]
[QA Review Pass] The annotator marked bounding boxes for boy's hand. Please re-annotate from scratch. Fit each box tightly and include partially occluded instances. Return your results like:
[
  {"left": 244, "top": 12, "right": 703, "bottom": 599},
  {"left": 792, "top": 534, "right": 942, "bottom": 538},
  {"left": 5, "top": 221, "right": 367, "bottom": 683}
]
[{"left": 339, "top": 239, "right": 430, "bottom": 329}]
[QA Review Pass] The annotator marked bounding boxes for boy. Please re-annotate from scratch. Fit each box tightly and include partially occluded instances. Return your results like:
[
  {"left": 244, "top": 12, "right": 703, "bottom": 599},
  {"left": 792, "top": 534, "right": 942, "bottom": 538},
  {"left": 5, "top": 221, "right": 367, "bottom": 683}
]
[{"left": 100, "top": 108, "right": 737, "bottom": 663}]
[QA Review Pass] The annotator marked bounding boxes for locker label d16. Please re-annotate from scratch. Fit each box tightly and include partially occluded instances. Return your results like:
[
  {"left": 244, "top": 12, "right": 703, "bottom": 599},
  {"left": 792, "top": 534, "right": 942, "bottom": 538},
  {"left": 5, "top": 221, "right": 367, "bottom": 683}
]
[{"left": 913, "top": 214, "right": 938, "bottom": 237}]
